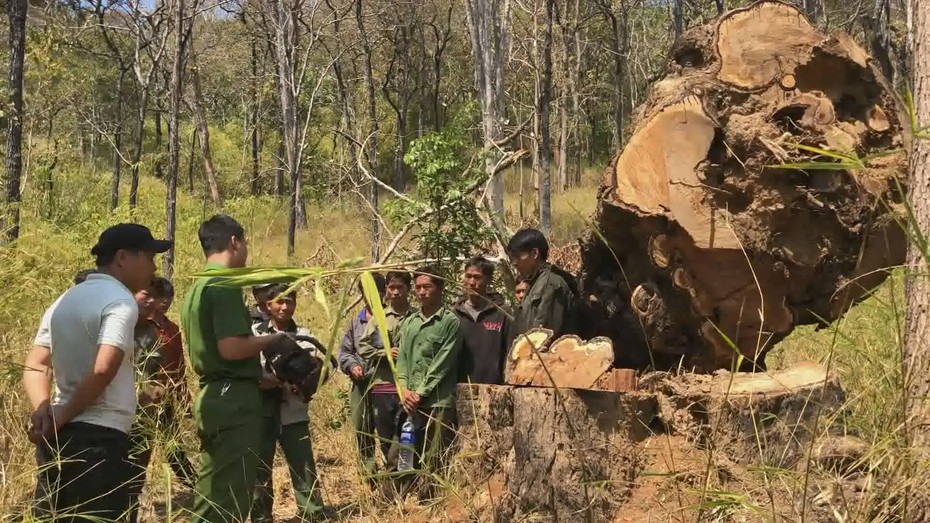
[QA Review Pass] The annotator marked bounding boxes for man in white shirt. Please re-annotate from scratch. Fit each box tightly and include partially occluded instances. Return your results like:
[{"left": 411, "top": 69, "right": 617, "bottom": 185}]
[{"left": 23, "top": 223, "right": 170, "bottom": 522}]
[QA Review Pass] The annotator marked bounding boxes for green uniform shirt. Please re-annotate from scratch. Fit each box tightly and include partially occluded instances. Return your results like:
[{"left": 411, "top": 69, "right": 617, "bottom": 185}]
[
  {"left": 181, "top": 262, "right": 260, "bottom": 385},
  {"left": 396, "top": 306, "right": 463, "bottom": 409}
]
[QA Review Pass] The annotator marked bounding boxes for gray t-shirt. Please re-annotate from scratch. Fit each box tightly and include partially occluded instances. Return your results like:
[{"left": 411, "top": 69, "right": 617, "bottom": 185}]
[{"left": 34, "top": 273, "right": 139, "bottom": 433}]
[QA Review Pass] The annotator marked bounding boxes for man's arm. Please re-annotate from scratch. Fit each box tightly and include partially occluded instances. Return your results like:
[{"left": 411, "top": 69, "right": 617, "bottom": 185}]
[
  {"left": 55, "top": 344, "right": 125, "bottom": 426},
  {"left": 23, "top": 346, "right": 53, "bottom": 411},
  {"left": 532, "top": 279, "right": 569, "bottom": 335},
  {"left": 210, "top": 285, "right": 284, "bottom": 360},
  {"left": 396, "top": 321, "right": 411, "bottom": 388},
  {"left": 337, "top": 318, "right": 364, "bottom": 376},
  {"left": 413, "top": 319, "right": 463, "bottom": 400}
]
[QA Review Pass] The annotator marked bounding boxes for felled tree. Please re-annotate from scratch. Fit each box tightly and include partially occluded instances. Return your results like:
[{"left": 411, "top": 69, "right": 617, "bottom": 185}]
[{"left": 581, "top": 0, "right": 909, "bottom": 371}]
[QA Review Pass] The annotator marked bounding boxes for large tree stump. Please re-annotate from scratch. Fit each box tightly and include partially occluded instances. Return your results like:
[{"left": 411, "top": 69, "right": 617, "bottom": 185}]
[
  {"left": 454, "top": 363, "right": 845, "bottom": 521},
  {"left": 580, "top": 0, "right": 909, "bottom": 371}
]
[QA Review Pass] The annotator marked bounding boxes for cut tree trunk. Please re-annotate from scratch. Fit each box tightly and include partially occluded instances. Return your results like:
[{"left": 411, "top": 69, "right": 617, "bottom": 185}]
[
  {"left": 455, "top": 362, "right": 844, "bottom": 521},
  {"left": 580, "top": 1, "right": 910, "bottom": 371},
  {"left": 505, "top": 328, "right": 614, "bottom": 389}
]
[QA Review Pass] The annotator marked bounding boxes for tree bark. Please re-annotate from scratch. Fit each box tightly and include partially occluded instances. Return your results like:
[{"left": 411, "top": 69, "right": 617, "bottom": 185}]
[
  {"left": 356, "top": 0, "right": 381, "bottom": 262},
  {"left": 110, "top": 68, "right": 127, "bottom": 211},
  {"left": 187, "top": 130, "right": 197, "bottom": 193},
  {"left": 4, "top": 0, "right": 27, "bottom": 243},
  {"left": 538, "top": 0, "right": 554, "bottom": 234},
  {"left": 672, "top": 0, "right": 684, "bottom": 39},
  {"left": 250, "top": 34, "right": 261, "bottom": 196},
  {"left": 129, "top": 86, "right": 150, "bottom": 209},
  {"left": 716, "top": 0, "right": 725, "bottom": 14},
  {"left": 154, "top": 85, "right": 165, "bottom": 179},
  {"left": 465, "top": 0, "right": 510, "bottom": 217},
  {"left": 906, "top": 3, "right": 930, "bottom": 520},
  {"left": 274, "top": 0, "right": 301, "bottom": 259},
  {"left": 163, "top": 0, "right": 185, "bottom": 279},
  {"left": 190, "top": 64, "right": 223, "bottom": 208}
]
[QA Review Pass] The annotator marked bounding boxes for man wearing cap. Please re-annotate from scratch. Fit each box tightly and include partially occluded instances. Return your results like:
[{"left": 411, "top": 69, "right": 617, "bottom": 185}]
[
  {"left": 22, "top": 223, "right": 170, "bottom": 521},
  {"left": 181, "top": 214, "right": 302, "bottom": 523}
]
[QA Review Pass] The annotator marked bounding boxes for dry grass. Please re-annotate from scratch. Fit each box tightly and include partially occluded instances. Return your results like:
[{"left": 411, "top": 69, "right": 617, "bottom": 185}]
[{"left": 0, "top": 162, "right": 917, "bottom": 521}]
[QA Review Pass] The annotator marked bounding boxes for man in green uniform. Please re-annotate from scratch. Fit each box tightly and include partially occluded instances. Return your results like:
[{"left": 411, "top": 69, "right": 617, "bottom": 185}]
[
  {"left": 181, "top": 214, "right": 298, "bottom": 523},
  {"left": 396, "top": 266, "right": 463, "bottom": 480},
  {"left": 507, "top": 228, "right": 578, "bottom": 343}
]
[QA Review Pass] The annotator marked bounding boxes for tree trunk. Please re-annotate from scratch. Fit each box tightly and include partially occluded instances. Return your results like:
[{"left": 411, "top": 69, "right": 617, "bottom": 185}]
[
  {"left": 274, "top": 0, "right": 301, "bottom": 259},
  {"left": 456, "top": 363, "right": 845, "bottom": 521},
  {"left": 163, "top": 0, "right": 185, "bottom": 279},
  {"left": 110, "top": 68, "right": 127, "bottom": 211},
  {"left": 716, "top": 0, "right": 725, "bottom": 14},
  {"left": 672, "top": 0, "right": 684, "bottom": 39},
  {"left": 191, "top": 65, "right": 223, "bottom": 208},
  {"left": 129, "top": 86, "right": 150, "bottom": 209},
  {"left": 356, "top": 0, "right": 380, "bottom": 262},
  {"left": 905, "top": 2, "right": 930, "bottom": 520},
  {"left": 4, "top": 0, "right": 27, "bottom": 243},
  {"left": 187, "top": 130, "right": 197, "bottom": 193},
  {"left": 465, "top": 0, "right": 510, "bottom": 217},
  {"left": 581, "top": 1, "right": 909, "bottom": 371},
  {"left": 250, "top": 35, "right": 261, "bottom": 196},
  {"left": 538, "top": 0, "right": 554, "bottom": 234},
  {"left": 154, "top": 89, "right": 164, "bottom": 179}
]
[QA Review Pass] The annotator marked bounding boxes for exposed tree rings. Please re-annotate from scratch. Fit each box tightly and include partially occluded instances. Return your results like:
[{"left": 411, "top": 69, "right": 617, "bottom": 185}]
[
  {"left": 716, "top": 2, "right": 821, "bottom": 90},
  {"left": 648, "top": 234, "right": 671, "bottom": 268}
]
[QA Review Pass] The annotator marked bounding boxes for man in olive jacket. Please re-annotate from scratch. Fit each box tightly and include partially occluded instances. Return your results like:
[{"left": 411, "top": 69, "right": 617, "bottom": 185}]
[
  {"left": 396, "top": 266, "right": 463, "bottom": 475},
  {"left": 507, "top": 229, "right": 578, "bottom": 344}
]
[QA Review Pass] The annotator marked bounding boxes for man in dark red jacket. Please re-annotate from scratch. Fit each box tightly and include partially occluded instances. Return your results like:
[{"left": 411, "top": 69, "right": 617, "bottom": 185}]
[{"left": 454, "top": 257, "right": 510, "bottom": 385}]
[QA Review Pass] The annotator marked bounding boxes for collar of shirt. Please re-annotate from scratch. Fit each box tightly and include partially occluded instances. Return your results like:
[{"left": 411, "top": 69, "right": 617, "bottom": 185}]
[
  {"left": 86, "top": 272, "right": 131, "bottom": 294},
  {"left": 256, "top": 318, "right": 298, "bottom": 334},
  {"left": 358, "top": 308, "right": 370, "bottom": 323},
  {"left": 204, "top": 261, "right": 228, "bottom": 271},
  {"left": 417, "top": 306, "right": 447, "bottom": 324}
]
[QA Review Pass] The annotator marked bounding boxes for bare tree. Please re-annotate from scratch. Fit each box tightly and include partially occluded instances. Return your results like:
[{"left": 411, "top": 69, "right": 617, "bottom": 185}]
[
  {"left": 672, "top": 0, "right": 683, "bottom": 38},
  {"left": 128, "top": 0, "right": 170, "bottom": 209},
  {"left": 91, "top": 0, "right": 136, "bottom": 211},
  {"left": 595, "top": 0, "right": 630, "bottom": 149},
  {"left": 538, "top": 0, "right": 554, "bottom": 233},
  {"left": 356, "top": 0, "right": 381, "bottom": 261},
  {"left": 716, "top": 0, "right": 725, "bottom": 15},
  {"left": 465, "top": 0, "right": 511, "bottom": 217},
  {"left": 906, "top": 3, "right": 930, "bottom": 519},
  {"left": 382, "top": 16, "right": 417, "bottom": 191},
  {"left": 189, "top": 61, "right": 223, "bottom": 207},
  {"left": 4, "top": 0, "right": 27, "bottom": 242},
  {"left": 163, "top": 0, "right": 193, "bottom": 278}
]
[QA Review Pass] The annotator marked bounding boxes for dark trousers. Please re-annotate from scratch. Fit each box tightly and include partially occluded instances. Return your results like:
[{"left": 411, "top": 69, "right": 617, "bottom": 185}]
[
  {"left": 32, "top": 422, "right": 133, "bottom": 523},
  {"left": 370, "top": 393, "right": 402, "bottom": 472},
  {"left": 251, "top": 419, "right": 324, "bottom": 523},
  {"left": 127, "top": 403, "right": 197, "bottom": 523},
  {"left": 349, "top": 383, "right": 376, "bottom": 475},
  {"left": 392, "top": 407, "right": 454, "bottom": 497}
]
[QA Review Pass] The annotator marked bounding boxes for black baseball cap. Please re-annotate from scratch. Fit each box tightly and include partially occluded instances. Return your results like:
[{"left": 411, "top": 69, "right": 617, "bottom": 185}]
[{"left": 90, "top": 223, "right": 172, "bottom": 258}]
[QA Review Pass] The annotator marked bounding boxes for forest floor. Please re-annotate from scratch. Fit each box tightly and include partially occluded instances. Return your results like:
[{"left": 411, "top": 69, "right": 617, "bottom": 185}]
[{"left": 0, "top": 164, "right": 911, "bottom": 521}]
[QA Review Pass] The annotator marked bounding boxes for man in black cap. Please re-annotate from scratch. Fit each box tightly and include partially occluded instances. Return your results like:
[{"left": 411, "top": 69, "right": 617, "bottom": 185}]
[{"left": 23, "top": 223, "right": 171, "bottom": 522}]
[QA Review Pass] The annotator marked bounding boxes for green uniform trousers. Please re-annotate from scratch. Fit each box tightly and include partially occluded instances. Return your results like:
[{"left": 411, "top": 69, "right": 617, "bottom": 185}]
[
  {"left": 251, "top": 419, "right": 324, "bottom": 522},
  {"left": 350, "top": 383, "right": 376, "bottom": 475},
  {"left": 191, "top": 381, "right": 262, "bottom": 523}
]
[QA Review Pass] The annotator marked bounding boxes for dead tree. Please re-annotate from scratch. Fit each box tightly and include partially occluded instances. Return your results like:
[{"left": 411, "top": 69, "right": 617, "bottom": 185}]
[
  {"left": 189, "top": 62, "right": 223, "bottom": 208},
  {"left": 465, "top": 0, "right": 510, "bottom": 217},
  {"left": 538, "top": 0, "right": 554, "bottom": 233},
  {"left": 356, "top": 0, "right": 381, "bottom": 261},
  {"left": 163, "top": 0, "right": 192, "bottom": 279},
  {"left": 580, "top": 1, "right": 909, "bottom": 371},
  {"left": 4, "top": 0, "right": 27, "bottom": 242},
  {"left": 128, "top": 0, "right": 170, "bottom": 209}
]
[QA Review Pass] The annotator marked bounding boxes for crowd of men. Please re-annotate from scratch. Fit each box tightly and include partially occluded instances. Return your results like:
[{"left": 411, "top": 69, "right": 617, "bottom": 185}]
[{"left": 21, "top": 214, "right": 577, "bottom": 522}]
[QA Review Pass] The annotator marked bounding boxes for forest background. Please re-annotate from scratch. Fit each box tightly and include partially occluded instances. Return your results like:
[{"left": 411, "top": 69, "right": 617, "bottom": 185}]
[{"left": 0, "top": 0, "right": 918, "bottom": 520}]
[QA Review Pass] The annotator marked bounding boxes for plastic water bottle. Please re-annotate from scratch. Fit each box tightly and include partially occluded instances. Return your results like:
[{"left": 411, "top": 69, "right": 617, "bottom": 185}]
[{"left": 397, "top": 414, "right": 416, "bottom": 472}]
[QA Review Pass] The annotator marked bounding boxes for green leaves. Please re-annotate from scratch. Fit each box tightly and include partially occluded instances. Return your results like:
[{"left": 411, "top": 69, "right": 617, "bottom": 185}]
[{"left": 771, "top": 142, "right": 902, "bottom": 172}]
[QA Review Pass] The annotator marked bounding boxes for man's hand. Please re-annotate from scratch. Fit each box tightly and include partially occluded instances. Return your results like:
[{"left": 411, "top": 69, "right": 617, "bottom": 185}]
[
  {"left": 259, "top": 374, "right": 282, "bottom": 390},
  {"left": 139, "top": 385, "right": 167, "bottom": 406},
  {"left": 402, "top": 390, "right": 421, "bottom": 413},
  {"left": 27, "top": 402, "right": 54, "bottom": 444},
  {"left": 350, "top": 365, "right": 365, "bottom": 381},
  {"left": 390, "top": 348, "right": 399, "bottom": 360}
]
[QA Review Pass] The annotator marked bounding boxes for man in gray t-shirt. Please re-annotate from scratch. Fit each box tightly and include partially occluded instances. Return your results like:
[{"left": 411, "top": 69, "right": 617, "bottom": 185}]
[{"left": 23, "top": 223, "right": 170, "bottom": 522}]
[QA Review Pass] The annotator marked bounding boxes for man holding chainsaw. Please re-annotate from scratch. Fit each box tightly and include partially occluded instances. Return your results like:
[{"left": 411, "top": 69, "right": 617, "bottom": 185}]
[{"left": 250, "top": 283, "right": 326, "bottom": 523}]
